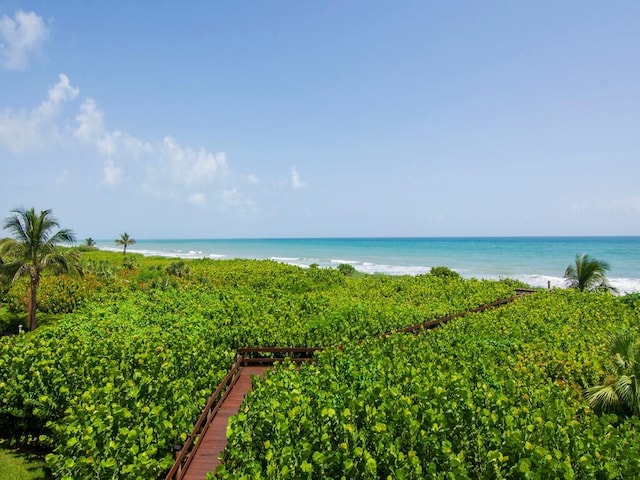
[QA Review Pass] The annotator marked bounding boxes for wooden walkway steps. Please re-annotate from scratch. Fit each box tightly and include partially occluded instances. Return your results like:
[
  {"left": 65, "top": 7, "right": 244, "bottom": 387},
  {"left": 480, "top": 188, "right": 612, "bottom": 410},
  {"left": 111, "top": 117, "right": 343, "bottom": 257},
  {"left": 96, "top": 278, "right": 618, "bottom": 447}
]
[
  {"left": 166, "top": 348, "right": 321, "bottom": 480},
  {"left": 180, "top": 366, "right": 267, "bottom": 480},
  {"left": 166, "top": 290, "right": 535, "bottom": 480}
]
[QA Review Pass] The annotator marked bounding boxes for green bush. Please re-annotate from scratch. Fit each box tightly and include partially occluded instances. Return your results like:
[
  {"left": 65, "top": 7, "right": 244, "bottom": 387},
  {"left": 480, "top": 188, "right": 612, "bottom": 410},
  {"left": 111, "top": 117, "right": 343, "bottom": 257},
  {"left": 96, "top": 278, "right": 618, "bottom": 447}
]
[
  {"left": 430, "top": 265, "right": 461, "bottom": 279},
  {"left": 0, "top": 305, "right": 22, "bottom": 334},
  {"left": 218, "top": 290, "right": 640, "bottom": 479},
  {"left": 166, "top": 260, "right": 190, "bottom": 278},
  {"left": 5, "top": 275, "right": 101, "bottom": 316},
  {"left": 337, "top": 263, "right": 357, "bottom": 276},
  {"left": 0, "top": 256, "right": 521, "bottom": 478},
  {"left": 621, "top": 292, "right": 640, "bottom": 309}
]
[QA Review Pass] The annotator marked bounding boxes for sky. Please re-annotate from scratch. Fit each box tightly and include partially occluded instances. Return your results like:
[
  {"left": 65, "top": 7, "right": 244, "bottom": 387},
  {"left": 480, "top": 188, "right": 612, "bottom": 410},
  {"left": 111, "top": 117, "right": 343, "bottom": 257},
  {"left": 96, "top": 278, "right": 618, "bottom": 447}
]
[{"left": 0, "top": 1, "right": 639, "bottom": 239}]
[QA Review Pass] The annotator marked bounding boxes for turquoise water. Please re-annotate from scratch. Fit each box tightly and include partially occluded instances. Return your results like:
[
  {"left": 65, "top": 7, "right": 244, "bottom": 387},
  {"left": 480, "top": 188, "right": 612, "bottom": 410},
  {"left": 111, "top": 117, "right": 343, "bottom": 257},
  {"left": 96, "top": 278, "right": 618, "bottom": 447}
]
[{"left": 97, "top": 237, "right": 640, "bottom": 293}]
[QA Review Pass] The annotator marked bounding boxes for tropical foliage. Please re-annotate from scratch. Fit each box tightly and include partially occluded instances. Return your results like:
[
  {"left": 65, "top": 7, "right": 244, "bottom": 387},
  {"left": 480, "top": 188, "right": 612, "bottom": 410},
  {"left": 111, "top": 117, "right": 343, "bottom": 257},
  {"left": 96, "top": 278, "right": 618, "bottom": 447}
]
[
  {"left": 0, "top": 254, "right": 520, "bottom": 479},
  {"left": 585, "top": 333, "right": 640, "bottom": 416},
  {"left": 564, "top": 253, "right": 615, "bottom": 293},
  {"left": 217, "top": 291, "right": 640, "bottom": 479},
  {"left": 0, "top": 208, "right": 80, "bottom": 330},
  {"left": 115, "top": 232, "right": 135, "bottom": 255},
  {"left": 1, "top": 251, "right": 638, "bottom": 479}
]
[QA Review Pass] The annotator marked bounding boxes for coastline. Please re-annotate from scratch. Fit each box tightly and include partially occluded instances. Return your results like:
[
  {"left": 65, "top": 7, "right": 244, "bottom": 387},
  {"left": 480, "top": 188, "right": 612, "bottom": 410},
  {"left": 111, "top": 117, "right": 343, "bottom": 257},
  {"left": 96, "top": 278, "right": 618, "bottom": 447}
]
[{"left": 95, "top": 236, "right": 640, "bottom": 294}]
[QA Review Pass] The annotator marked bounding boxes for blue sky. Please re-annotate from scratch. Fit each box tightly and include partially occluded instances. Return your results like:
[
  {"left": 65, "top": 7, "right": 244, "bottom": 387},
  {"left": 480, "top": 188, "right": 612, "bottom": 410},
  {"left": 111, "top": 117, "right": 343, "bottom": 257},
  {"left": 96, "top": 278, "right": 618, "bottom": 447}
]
[{"left": 1, "top": 1, "right": 639, "bottom": 239}]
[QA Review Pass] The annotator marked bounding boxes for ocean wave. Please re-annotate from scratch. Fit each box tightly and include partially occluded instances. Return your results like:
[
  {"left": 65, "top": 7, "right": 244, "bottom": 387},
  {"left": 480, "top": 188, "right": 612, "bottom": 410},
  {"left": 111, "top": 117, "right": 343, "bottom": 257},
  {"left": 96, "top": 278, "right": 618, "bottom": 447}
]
[
  {"left": 98, "top": 246, "right": 221, "bottom": 260},
  {"left": 511, "top": 274, "right": 565, "bottom": 290},
  {"left": 95, "top": 245, "right": 640, "bottom": 294},
  {"left": 355, "top": 264, "right": 432, "bottom": 276},
  {"left": 509, "top": 274, "right": 640, "bottom": 294},
  {"left": 609, "top": 277, "right": 640, "bottom": 294}
]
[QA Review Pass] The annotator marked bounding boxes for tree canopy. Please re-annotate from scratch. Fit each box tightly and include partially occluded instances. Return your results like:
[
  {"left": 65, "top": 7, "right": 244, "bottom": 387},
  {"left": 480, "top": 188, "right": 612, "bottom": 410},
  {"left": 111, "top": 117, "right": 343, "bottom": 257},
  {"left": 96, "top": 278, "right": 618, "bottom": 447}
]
[
  {"left": 564, "top": 253, "right": 616, "bottom": 293},
  {"left": 115, "top": 232, "right": 135, "bottom": 255},
  {"left": 1, "top": 207, "right": 80, "bottom": 330}
]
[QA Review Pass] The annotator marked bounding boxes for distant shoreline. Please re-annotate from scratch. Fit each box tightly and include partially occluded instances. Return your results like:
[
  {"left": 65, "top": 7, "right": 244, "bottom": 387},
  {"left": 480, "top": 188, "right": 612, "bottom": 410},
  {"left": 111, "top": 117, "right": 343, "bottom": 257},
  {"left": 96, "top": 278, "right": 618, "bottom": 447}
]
[{"left": 96, "top": 236, "right": 640, "bottom": 294}]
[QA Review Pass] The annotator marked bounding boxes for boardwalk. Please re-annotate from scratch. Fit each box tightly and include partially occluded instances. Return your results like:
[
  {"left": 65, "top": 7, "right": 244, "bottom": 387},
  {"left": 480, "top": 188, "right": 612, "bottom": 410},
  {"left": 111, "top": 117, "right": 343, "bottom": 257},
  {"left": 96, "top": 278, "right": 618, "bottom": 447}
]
[
  {"left": 168, "top": 292, "right": 534, "bottom": 479},
  {"left": 181, "top": 366, "right": 268, "bottom": 480}
]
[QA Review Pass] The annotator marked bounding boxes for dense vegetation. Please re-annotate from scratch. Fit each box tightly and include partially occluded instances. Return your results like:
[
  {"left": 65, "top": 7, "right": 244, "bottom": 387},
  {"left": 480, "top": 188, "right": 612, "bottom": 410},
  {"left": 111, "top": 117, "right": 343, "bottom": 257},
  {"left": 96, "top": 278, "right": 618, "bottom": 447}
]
[
  {"left": 0, "top": 251, "right": 521, "bottom": 479},
  {"left": 218, "top": 291, "right": 640, "bottom": 479}
]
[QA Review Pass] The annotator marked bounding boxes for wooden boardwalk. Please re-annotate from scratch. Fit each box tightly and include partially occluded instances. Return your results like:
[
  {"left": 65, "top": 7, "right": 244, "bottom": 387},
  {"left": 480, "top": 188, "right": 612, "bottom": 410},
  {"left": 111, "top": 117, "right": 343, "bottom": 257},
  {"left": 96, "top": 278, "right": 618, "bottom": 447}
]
[
  {"left": 181, "top": 366, "right": 267, "bottom": 480},
  {"left": 167, "top": 291, "right": 535, "bottom": 480}
]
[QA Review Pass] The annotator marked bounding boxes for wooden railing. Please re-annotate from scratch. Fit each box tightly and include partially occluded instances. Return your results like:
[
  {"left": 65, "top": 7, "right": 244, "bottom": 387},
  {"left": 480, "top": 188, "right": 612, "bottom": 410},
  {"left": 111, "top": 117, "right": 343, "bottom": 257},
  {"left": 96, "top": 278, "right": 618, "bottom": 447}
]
[
  {"left": 165, "top": 347, "right": 322, "bottom": 480},
  {"left": 393, "top": 290, "right": 534, "bottom": 335},
  {"left": 165, "top": 289, "right": 536, "bottom": 479},
  {"left": 237, "top": 347, "right": 324, "bottom": 365},
  {"left": 165, "top": 354, "right": 243, "bottom": 480}
]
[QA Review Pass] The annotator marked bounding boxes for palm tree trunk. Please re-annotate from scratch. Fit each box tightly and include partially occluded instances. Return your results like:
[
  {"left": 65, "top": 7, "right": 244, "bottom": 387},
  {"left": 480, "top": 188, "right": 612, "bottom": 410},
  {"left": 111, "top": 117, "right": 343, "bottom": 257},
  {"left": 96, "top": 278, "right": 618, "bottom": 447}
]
[{"left": 28, "top": 273, "right": 39, "bottom": 331}]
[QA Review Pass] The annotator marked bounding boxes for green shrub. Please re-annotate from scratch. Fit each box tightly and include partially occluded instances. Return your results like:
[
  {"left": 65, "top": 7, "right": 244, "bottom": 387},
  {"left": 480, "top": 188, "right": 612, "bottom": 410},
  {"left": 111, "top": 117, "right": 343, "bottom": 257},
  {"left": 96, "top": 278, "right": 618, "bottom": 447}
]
[
  {"left": 430, "top": 266, "right": 461, "bottom": 279},
  {"left": 0, "top": 305, "right": 22, "bottom": 334},
  {"left": 166, "top": 260, "right": 190, "bottom": 278},
  {"left": 122, "top": 256, "right": 138, "bottom": 270},
  {"left": 0, "top": 257, "right": 521, "bottom": 478},
  {"left": 337, "top": 263, "right": 357, "bottom": 276},
  {"left": 218, "top": 290, "right": 640, "bottom": 478},
  {"left": 621, "top": 292, "right": 640, "bottom": 309}
]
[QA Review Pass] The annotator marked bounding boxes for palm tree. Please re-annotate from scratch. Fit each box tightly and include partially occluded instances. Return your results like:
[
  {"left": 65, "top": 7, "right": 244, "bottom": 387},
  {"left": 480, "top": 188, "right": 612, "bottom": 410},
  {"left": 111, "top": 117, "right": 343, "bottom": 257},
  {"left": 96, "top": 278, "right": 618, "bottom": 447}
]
[
  {"left": 585, "top": 333, "right": 640, "bottom": 416},
  {"left": 115, "top": 232, "right": 135, "bottom": 254},
  {"left": 0, "top": 207, "right": 80, "bottom": 330},
  {"left": 564, "top": 253, "right": 616, "bottom": 293},
  {"left": 84, "top": 237, "right": 96, "bottom": 247}
]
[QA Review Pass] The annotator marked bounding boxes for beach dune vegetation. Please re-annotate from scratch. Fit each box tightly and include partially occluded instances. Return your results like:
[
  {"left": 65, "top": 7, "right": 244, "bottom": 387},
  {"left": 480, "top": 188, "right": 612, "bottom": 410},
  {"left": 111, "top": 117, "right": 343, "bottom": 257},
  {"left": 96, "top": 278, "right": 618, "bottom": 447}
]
[
  {"left": 0, "top": 207, "right": 80, "bottom": 331},
  {"left": 336, "top": 263, "right": 357, "bottom": 276},
  {"left": 430, "top": 265, "right": 461, "bottom": 279},
  {"left": 1, "top": 249, "right": 639, "bottom": 478},
  {"left": 115, "top": 232, "right": 135, "bottom": 255},
  {"left": 585, "top": 333, "right": 640, "bottom": 416},
  {"left": 564, "top": 253, "right": 616, "bottom": 293}
]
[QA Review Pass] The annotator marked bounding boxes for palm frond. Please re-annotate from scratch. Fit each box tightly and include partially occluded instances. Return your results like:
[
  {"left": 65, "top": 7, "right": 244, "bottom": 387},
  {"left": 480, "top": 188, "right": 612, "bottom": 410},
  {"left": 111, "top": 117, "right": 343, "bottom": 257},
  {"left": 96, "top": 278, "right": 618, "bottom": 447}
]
[
  {"left": 2, "top": 207, "right": 79, "bottom": 330},
  {"left": 585, "top": 384, "right": 621, "bottom": 414},
  {"left": 43, "top": 250, "right": 83, "bottom": 276},
  {"left": 587, "top": 333, "right": 640, "bottom": 416},
  {"left": 3, "top": 208, "right": 31, "bottom": 244},
  {"left": 612, "top": 375, "right": 635, "bottom": 408},
  {"left": 48, "top": 227, "right": 76, "bottom": 245},
  {"left": 564, "top": 253, "right": 613, "bottom": 292}
]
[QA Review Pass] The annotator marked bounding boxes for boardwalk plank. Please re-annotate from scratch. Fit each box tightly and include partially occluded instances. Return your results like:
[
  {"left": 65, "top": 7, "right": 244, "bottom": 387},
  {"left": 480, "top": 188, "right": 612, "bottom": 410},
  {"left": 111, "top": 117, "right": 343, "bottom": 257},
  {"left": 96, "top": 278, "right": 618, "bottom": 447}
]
[{"left": 182, "top": 366, "right": 267, "bottom": 480}]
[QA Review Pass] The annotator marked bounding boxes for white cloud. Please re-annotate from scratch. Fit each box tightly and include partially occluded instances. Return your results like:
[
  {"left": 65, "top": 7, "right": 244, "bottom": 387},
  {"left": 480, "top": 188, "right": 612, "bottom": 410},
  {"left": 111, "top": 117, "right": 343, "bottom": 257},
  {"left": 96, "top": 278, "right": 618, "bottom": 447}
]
[
  {"left": 0, "top": 10, "right": 49, "bottom": 70},
  {"left": 291, "top": 167, "right": 308, "bottom": 190},
  {"left": 38, "top": 74, "right": 80, "bottom": 118},
  {"left": 0, "top": 73, "right": 78, "bottom": 152},
  {"left": 247, "top": 173, "right": 260, "bottom": 185},
  {"left": 162, "top": 136, "right": 227, "bottom": 186},
  {"left": 73, "top": 98, "right": 103, "bottom": 142},
  {"left": 188, "top": 192, "right": 206, "bottom": 207},
  {"left": 222, "top": 188, "right": 256, "bottom": 210},
  {"left": 74, "top": 98, "right": 152, "bottom": 157},
  {"left": 1, "top": 74, "right": 232, "bottom": 197},
  {"left": 103, "top": 160, "right": 122, "bottom": 186}
]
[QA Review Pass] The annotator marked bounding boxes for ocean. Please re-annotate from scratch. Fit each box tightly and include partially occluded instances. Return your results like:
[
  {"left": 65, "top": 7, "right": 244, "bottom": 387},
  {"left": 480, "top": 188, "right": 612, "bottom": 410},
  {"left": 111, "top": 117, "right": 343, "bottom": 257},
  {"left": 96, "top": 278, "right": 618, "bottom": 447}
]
[{"left": 96, "top": 237, "right": 640, "bottom": 294}]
